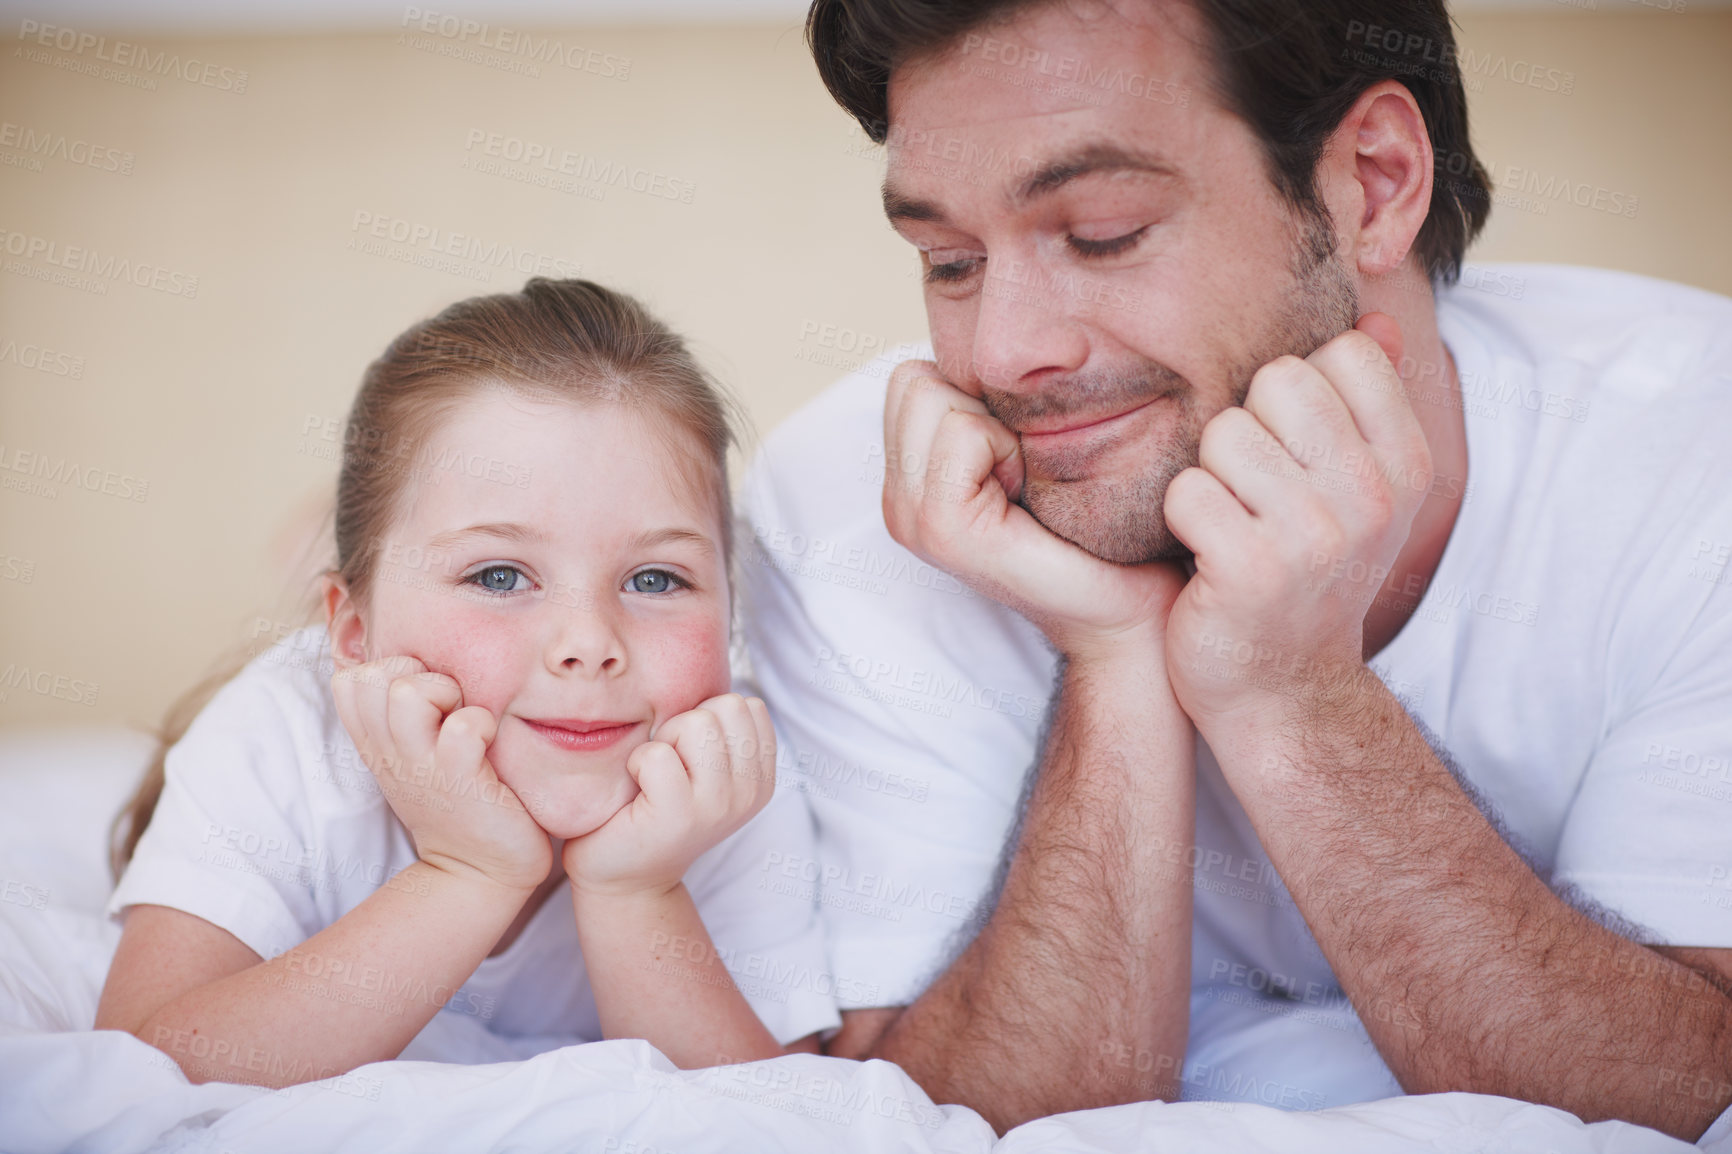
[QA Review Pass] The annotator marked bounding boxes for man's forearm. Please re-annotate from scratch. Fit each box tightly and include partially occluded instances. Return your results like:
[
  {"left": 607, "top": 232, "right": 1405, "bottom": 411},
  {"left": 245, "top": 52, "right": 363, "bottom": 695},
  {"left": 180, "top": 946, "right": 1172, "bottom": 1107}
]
[
  {"left": 868, "top": 630, "right": 1195, "bottom": 1133},
  {"left": 1214, "top": 665, "right": 1732, "bottom": 1139}
]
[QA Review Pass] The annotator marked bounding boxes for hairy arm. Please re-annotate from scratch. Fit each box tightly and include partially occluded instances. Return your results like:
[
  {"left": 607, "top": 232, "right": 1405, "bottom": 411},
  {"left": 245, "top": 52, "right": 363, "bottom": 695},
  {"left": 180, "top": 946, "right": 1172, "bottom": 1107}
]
[
  {"left": 833, "top": 360, "right": 1198, "bottom": 1131},
  {"left": 1160, "top": 320, "right": 1732, "bottom": 1138},
  {"left": 1218, "top": 666, "right": 1732, "bottom": 1139},
  {"left": 854, "top": 631, "right": 1196, "bottom": 1133}
]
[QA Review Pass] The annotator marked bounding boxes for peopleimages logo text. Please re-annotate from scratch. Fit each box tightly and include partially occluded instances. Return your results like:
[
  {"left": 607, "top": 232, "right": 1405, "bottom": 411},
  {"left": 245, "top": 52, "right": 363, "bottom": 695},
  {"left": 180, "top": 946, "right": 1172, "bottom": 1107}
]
[{"left": 15, "top": 20, "right": 249, "bottom": 92}]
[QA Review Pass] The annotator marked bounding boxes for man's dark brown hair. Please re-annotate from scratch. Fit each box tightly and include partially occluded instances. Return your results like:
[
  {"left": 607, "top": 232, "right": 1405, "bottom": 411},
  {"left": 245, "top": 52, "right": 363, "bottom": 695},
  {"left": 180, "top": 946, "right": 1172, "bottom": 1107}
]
[{"left": 806, "top": 0, "right": 1492, "bottom": 284}]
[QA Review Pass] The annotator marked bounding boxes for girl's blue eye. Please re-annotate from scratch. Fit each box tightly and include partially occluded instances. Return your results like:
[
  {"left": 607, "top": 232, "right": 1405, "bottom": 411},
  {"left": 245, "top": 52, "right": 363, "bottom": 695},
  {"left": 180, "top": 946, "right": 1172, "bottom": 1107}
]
[
  {"left": 467, "top": 565, "right": 527, "bottom": 594},
  {"left": 627, "top": 569, "right": 685, "bottom": 595}
]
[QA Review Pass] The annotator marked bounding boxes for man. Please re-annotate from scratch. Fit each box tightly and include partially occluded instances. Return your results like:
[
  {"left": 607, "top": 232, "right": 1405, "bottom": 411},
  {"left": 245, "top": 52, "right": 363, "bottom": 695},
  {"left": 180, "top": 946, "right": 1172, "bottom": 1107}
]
[{"left": 739, "top": 0, "right": 1732, "bottom": 1138}]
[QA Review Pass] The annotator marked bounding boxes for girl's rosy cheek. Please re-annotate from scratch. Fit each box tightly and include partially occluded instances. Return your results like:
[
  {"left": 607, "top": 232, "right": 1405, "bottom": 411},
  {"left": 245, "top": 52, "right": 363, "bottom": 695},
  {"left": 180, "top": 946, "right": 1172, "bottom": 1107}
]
[
  {"left": 402, "top": 603, "right": 524, "bottom": 715},
  {"left": 646, "top": 615, "right": 733, "bottom": 713}
]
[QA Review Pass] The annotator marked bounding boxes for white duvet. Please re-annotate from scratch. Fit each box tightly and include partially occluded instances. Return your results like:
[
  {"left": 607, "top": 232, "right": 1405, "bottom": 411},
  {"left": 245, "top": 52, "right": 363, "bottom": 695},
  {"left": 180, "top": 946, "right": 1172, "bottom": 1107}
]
[{"left": 0, "top": 728, "right": 1709, "bottom": 1153}]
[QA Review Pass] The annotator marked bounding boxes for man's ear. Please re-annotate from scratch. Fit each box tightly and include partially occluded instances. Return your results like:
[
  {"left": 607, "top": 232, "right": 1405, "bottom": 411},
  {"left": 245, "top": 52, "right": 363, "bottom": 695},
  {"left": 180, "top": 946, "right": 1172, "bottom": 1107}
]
[
  {"left": 1316, "top": 80, "right": 1434, "bottom": 279},
  {"left": 321, "top": 572, "right": 367, "bottom": 668}
]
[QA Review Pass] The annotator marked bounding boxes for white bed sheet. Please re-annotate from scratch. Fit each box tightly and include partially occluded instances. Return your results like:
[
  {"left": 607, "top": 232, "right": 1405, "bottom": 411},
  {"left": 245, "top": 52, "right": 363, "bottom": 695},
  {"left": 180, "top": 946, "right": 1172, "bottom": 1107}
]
[{"left": 0, "top": 726, "right": 1709, "bottom": 1153}]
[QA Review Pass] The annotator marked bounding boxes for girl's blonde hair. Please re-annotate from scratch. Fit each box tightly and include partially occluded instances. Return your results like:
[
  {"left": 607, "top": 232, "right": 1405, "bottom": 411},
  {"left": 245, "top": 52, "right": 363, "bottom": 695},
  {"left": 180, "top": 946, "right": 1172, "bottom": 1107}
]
[{"left": 111, "top": 278, "right": 742, "bottom": 877}]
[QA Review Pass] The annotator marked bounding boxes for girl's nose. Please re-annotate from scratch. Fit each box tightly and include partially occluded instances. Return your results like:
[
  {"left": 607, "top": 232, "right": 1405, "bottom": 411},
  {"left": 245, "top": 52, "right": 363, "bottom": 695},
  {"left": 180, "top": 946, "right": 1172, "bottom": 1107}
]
[{"left": 545, "top": 590, "right": 627, "bottom": 676}]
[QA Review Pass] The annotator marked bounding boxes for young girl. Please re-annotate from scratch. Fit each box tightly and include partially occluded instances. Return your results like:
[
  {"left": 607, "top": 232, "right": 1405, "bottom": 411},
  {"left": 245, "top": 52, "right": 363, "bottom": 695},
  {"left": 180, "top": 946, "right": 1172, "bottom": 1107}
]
[{"left": 95, "top": 278, "right": 839, "bottom": 1085}]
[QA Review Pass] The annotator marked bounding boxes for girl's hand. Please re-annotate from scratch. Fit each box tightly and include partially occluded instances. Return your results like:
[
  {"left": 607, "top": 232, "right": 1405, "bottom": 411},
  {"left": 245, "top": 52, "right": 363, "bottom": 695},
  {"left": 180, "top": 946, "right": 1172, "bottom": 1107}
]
[
  {"left": 331, "top": 655, "right": 552, "bottom": 895},
  {"left": 562, "top": 693, "right": 776, "bottom": 899}
]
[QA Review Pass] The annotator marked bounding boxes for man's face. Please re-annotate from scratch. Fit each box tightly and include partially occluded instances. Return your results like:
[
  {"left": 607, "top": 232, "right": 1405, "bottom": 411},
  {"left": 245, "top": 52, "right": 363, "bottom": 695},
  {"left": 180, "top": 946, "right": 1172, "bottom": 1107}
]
[{"left": 884, "top": 0, "right": 1359, "bottom": 563}]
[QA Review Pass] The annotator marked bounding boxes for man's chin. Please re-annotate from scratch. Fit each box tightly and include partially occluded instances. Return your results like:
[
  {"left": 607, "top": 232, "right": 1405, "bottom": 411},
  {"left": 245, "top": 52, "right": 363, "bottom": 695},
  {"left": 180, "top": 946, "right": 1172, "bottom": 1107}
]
[{"left": 1020, "top": 478, "right": 1191, "bottom": 566}]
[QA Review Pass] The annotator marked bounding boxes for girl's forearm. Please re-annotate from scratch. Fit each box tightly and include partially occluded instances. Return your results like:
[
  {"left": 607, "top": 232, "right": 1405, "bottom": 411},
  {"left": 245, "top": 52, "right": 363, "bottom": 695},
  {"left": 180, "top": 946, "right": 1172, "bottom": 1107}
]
[
  {"left": 571, "top": 883, "right": 782, "bottom": 1068},
  {"left": 136, "top": 862, "right": 531, "bottom": 1087}
]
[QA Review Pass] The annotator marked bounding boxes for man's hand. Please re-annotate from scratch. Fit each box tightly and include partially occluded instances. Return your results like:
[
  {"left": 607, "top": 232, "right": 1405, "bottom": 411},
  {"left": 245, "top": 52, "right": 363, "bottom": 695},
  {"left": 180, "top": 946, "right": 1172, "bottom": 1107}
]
[
  {"left": 883, "top": 359, "right": 1183, "bottom": 657},
  {"left": 1162, "top": 315, "right": 1432, "bottom": 739}
]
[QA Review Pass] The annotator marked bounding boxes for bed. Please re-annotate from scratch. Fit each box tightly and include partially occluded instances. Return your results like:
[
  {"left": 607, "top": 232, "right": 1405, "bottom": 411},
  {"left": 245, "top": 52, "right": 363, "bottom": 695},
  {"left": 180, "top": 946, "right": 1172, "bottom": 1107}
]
[{"left": 0, "top": 726, "right": 1712, "bottom": 1152}]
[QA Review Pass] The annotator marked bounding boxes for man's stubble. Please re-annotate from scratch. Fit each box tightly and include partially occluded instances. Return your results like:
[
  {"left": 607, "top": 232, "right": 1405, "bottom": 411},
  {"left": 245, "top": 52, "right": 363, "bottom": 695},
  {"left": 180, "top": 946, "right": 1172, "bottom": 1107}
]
[{"left": 987, "top": 213, "right": 1360, "bottom": 565}]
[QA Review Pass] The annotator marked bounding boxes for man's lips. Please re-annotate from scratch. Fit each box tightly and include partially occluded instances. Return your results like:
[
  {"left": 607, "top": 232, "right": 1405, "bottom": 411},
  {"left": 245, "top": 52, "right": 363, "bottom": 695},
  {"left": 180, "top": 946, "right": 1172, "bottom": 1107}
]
[
  {"left": 520, "top": 718, "right": 641, "bottom": 752},
  {"left": 1013, "top": 397, "right": 1163, "bottom": 442}
]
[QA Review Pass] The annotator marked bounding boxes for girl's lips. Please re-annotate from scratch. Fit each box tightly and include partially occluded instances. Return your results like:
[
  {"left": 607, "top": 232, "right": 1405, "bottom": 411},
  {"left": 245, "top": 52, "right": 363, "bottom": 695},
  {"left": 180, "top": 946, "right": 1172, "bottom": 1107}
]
[{"left": 521, "top": 718, "right": 639, "bottom": 753}]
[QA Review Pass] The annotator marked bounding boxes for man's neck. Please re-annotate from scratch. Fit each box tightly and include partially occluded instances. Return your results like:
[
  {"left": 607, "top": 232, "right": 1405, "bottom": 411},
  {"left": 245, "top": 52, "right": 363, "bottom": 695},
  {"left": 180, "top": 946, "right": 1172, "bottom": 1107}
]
[{"left": 1360, "top": 265, "right": 1469, "bottom": 661}]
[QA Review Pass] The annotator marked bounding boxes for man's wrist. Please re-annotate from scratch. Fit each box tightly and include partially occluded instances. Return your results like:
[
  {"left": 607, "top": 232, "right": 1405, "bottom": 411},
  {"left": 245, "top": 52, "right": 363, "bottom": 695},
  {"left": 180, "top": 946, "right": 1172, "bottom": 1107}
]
[
  {"left": 1200, "top": 662, "right": 1389, "bottom": 795},
  {"left": 1057, "top": 615, "right": 1168, "bottom": 670}
]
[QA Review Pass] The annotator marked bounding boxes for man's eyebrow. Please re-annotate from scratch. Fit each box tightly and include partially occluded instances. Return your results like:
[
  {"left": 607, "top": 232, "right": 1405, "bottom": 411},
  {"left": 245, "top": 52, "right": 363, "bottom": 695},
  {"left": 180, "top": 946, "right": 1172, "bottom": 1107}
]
[
  {"left": 882, "top": 183, "right": 946, "bottom": 225},
  {"left": 426, "top": 521, "right": 548, "bottom": 550},
  {"left": 882, "top": 143, "right": 1179, "bottom": 225},
  {"left": 631, "top": 526, "right": 716, "bottom": 556},
  {"left": 1015, "top": 144, "right": 1180, "bottom": 205}
]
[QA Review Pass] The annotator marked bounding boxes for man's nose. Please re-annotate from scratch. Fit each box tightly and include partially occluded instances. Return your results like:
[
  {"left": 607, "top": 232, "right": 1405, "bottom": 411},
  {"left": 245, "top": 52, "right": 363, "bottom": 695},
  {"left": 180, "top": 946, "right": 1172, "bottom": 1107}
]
[{"left": 970, "top": 254, "right": 1090, "bottom": 393}]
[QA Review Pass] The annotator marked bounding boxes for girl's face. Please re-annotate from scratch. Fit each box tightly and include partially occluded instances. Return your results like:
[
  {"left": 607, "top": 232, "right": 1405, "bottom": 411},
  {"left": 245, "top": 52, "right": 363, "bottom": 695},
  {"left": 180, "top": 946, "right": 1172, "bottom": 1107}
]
[{"left": 330, "top": 388, "right": 733, "bottom": 839}]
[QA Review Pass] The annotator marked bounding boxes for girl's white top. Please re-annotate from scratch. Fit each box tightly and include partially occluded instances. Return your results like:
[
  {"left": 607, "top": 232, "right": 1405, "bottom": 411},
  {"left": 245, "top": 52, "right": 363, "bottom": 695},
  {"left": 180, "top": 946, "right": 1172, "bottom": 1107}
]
[{"left": 108, "top": 624, "right": 841, "bottom": 1059}]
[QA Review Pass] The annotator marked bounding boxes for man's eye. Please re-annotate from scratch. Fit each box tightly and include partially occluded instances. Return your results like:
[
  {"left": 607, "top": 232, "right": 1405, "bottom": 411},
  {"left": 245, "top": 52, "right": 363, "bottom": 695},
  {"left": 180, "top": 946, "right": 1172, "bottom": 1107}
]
[
  {"left": 923, "top": 253, "right": 983, "bottom": 284},
  {"left": 627, "top": 568, "right": 687, "bottom": 594},
  {"left": 465, "top": 564, "right": 529, "bottom": 594},
  {"left": 1067, "top": 226, "right": 1150, "bottom": 258}
]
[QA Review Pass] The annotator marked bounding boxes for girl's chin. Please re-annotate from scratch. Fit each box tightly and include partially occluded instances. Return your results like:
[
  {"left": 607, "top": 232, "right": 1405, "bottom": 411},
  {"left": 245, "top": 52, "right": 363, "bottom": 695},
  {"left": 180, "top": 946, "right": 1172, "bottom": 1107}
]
[{"left": 503, "top": 771, "right": 639, "bottom": 840}]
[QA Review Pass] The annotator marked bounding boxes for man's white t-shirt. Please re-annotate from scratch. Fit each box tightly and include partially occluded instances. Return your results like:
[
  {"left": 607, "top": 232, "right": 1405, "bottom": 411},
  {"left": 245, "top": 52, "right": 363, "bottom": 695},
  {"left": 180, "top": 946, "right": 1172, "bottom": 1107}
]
[
  {"left": 737, "top": 264, "right": 1732, "bottom": 1109},
  {"left": 108, "top": 625, "right": 841, "bottom": 1060}
]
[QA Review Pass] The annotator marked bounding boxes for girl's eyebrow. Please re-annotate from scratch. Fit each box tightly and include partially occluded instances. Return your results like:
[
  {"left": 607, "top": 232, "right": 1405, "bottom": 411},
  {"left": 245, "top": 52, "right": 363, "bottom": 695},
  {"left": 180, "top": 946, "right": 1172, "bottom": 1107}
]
[
  {"left": 632, "top": 527, "right": 716, "bottom": 556},
  {"left": 425, "top": 521, "right": 548, "bottom": 550},
  {"left": 425, "top": 522, "right": 715, "bottom": 556}
]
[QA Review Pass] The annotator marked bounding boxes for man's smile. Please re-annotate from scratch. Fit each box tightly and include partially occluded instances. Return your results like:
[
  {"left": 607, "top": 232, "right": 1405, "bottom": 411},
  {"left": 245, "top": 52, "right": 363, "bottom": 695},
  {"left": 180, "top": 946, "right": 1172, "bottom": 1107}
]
[{"left": 1013, "top": 394, "right": 1178, "bottom": 472}]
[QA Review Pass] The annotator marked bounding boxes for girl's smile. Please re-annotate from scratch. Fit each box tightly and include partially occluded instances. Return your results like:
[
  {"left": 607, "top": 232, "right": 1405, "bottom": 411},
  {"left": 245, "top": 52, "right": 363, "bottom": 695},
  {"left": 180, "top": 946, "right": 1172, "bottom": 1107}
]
[{"left": 519, "top": 717, "right": 644, "bottom": 753}]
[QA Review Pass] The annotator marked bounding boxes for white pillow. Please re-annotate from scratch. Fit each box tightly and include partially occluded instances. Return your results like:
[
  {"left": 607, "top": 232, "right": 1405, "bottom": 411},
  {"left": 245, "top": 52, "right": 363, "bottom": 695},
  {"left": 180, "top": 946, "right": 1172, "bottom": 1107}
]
[
  {"left": 0, "top": 726, "right": 155, "bottom": 917},
  {"left": 0, "top": 727, "right": 152, "bottom": 1034}
]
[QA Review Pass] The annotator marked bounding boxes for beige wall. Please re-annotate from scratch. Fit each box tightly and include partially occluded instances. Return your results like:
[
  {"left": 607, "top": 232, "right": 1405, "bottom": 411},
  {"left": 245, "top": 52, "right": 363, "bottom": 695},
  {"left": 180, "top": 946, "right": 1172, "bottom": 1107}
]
[{"left": 3, "top": 11, "right": 1729, "bottom": 731}]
